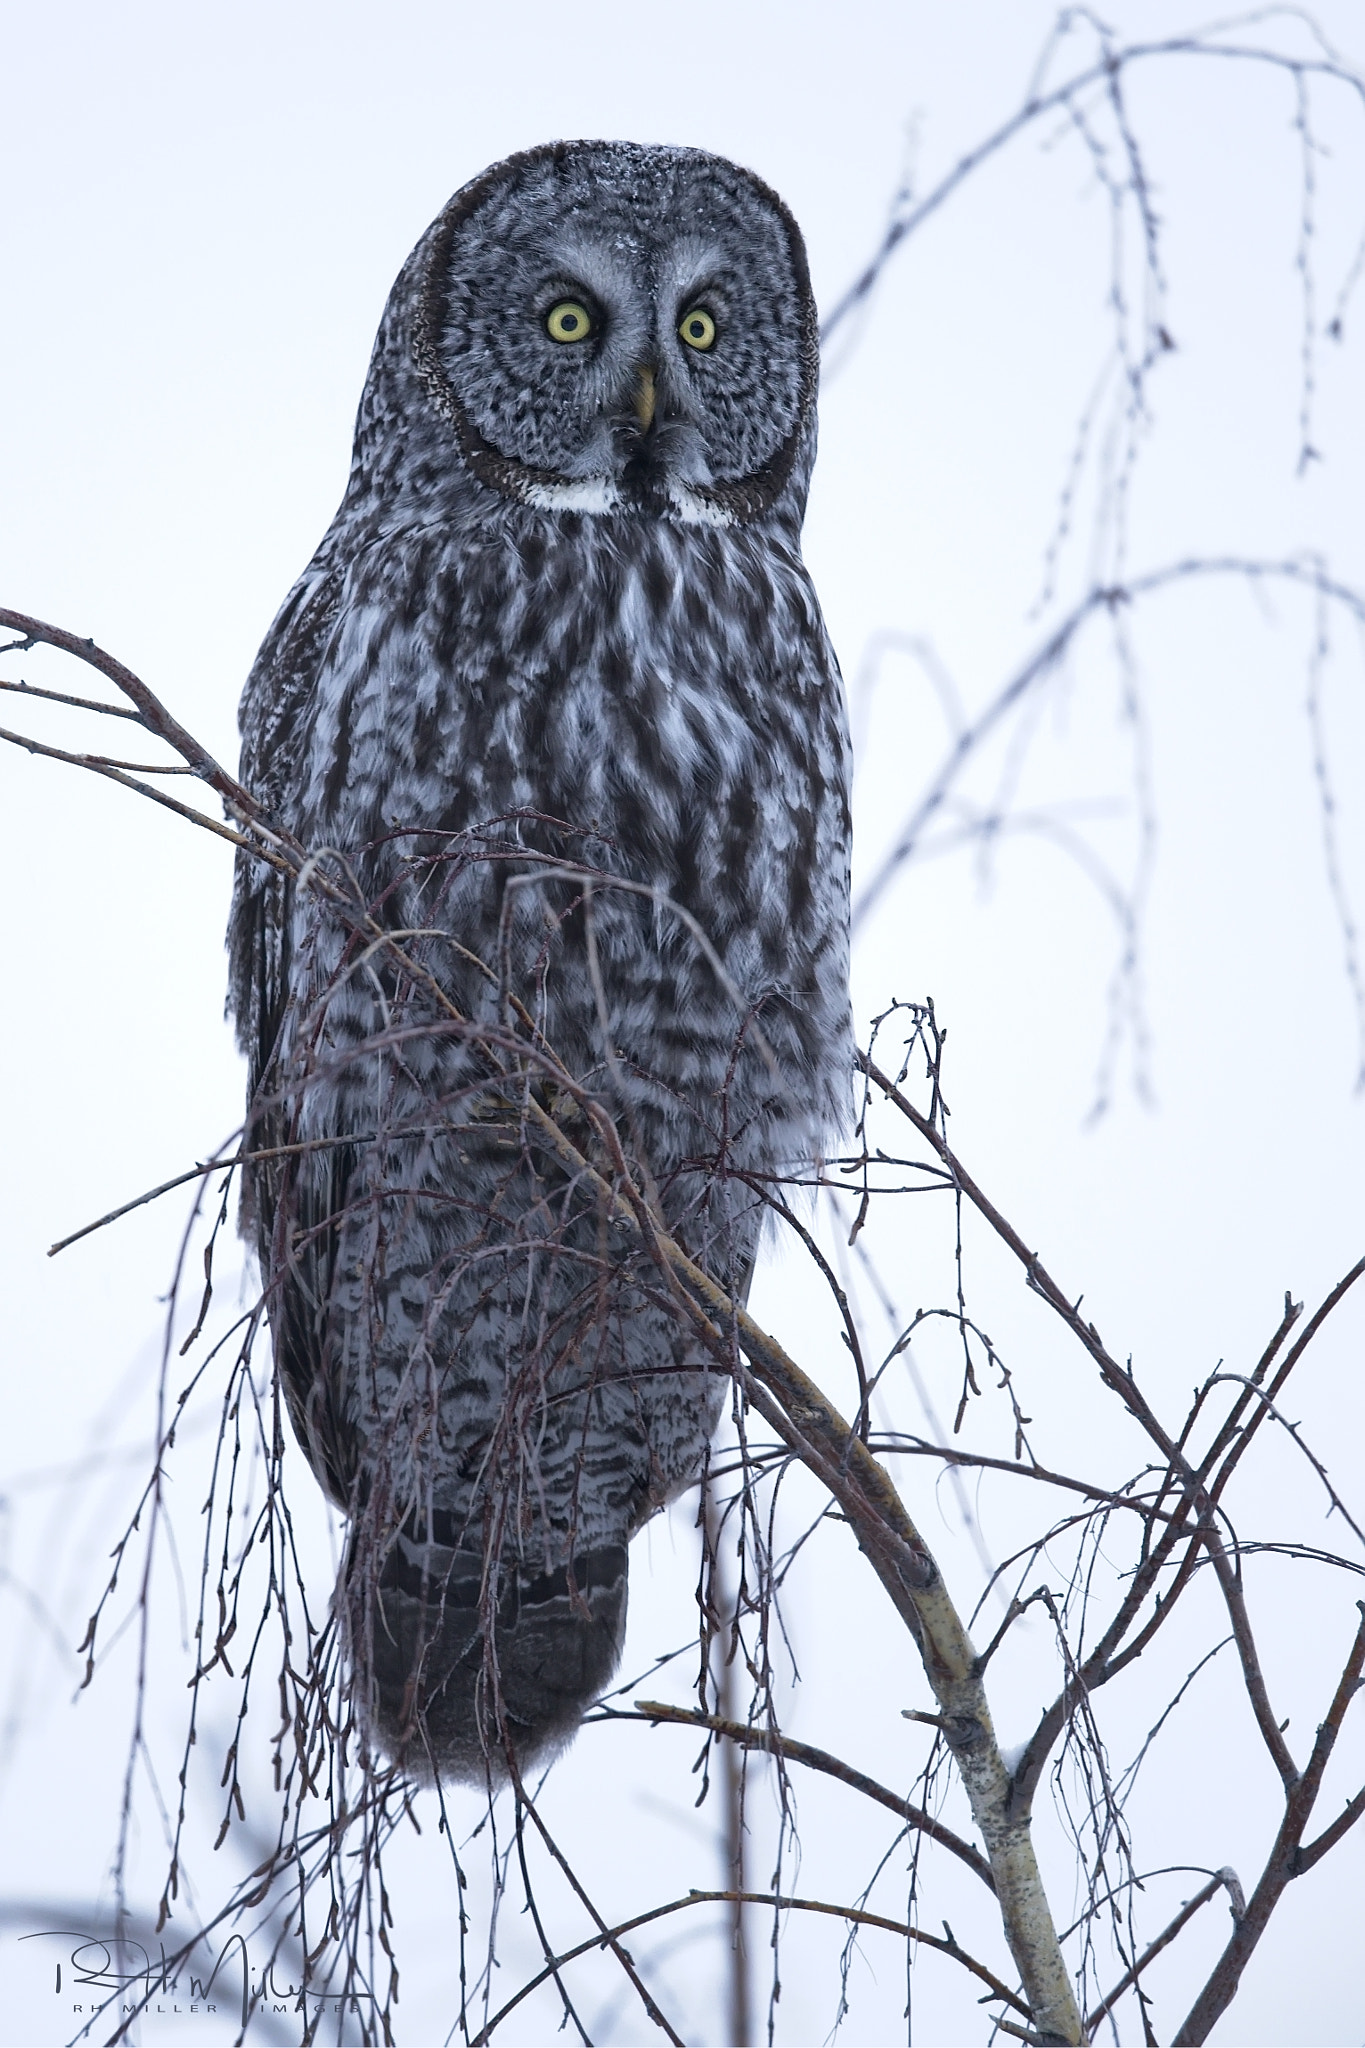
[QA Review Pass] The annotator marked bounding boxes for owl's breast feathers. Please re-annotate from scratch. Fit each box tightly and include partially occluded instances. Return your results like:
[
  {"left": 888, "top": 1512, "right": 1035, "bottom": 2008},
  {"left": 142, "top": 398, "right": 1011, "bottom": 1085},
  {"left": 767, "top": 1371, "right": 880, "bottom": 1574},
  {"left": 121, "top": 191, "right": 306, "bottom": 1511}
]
[{"left": 234, "top": 505, "right": 851, "bottom": 1158}]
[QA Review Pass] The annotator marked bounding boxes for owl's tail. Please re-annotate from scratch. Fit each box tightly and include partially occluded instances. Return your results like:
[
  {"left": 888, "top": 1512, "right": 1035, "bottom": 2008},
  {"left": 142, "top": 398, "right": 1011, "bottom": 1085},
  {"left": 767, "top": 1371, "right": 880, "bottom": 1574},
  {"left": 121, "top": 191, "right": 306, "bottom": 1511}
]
[{"left": 345, "top": 1528, "right": 628, "bottom": 1786}]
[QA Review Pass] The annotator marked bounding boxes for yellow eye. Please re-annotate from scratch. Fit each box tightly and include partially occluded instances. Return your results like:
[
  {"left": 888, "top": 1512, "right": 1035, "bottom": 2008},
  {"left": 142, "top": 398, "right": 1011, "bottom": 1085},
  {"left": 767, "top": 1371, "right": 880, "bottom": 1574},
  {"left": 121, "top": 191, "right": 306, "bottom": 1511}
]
[
  {"left": 678, "top": 307, "right": 717, "bottom": 351},
  {"left": 545, "top": 300, "right": 593, "bottom": 343}
]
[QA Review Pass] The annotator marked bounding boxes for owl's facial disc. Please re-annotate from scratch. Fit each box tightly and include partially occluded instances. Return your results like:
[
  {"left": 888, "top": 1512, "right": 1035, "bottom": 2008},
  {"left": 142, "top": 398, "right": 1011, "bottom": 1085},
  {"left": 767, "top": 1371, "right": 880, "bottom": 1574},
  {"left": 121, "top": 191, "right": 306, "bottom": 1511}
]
[{"left": 426, "top": 144, "right": 815, "bottom": 519}]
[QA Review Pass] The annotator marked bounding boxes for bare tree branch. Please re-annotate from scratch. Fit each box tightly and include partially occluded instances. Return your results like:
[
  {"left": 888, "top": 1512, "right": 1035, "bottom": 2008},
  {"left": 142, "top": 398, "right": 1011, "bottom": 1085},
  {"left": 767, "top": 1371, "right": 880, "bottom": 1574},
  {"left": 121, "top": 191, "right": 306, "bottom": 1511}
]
[
  {"left": 622, "top": 1699, "right": 996, "bottom": 1891},
  {"left": 1175, "top": 1604, "right": 1365, "bottom": 2043},
  {"left": 470, "top": 1887, "right": 1032, "bottom": 2042}
]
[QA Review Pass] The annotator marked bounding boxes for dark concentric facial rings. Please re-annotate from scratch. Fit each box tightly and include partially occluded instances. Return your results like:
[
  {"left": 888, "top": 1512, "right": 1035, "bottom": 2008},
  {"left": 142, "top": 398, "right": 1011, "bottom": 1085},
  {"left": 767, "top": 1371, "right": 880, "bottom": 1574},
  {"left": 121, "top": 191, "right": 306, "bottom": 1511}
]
[{"left": 415, "top": 140, "right": 819, "bottom": 507}]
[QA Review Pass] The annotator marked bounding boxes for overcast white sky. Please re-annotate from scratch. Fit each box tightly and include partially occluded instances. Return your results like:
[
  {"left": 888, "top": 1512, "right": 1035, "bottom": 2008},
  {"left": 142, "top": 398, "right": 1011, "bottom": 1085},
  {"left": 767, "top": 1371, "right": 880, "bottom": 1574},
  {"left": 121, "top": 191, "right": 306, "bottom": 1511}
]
[{"left": 3, "top": 3, "right": 1365, "bottom": 2043}]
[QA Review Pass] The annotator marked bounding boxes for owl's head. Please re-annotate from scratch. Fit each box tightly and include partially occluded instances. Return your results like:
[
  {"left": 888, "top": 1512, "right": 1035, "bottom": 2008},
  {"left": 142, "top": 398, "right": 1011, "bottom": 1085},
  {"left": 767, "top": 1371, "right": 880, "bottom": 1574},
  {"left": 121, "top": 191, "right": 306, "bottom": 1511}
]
[{"left": 393, "top": 141, "right": 818, "bottom": 526}]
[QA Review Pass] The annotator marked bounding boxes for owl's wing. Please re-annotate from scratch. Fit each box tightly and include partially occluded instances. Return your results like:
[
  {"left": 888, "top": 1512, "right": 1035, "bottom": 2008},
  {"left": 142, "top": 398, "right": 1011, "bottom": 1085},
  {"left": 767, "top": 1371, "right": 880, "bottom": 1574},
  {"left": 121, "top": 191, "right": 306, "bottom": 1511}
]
[
  {"left": 227, "top": 558, "right": 343, "bottom": 1083},
  {"left": 227, "top": 554, "right": 358, "bottom": 1501}
]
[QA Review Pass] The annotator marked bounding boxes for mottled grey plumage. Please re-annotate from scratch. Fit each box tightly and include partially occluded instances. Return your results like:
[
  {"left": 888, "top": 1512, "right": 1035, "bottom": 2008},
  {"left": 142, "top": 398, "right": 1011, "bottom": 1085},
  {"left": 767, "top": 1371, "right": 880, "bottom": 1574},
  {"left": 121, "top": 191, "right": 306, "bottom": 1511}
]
[{"left": 227, "top": 141, "right": 851, "bottom": 1783}]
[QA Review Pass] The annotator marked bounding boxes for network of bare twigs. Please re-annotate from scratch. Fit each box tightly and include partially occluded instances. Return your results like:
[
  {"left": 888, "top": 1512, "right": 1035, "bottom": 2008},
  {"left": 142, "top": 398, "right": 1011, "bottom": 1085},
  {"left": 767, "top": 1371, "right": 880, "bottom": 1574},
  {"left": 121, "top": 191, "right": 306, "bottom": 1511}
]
[
  {"left": 4, "top": 590, "right": 1365, "bottom": 2043},
  {"left": 5, "top": 9, "right": 1365, "bottom": 2045}
]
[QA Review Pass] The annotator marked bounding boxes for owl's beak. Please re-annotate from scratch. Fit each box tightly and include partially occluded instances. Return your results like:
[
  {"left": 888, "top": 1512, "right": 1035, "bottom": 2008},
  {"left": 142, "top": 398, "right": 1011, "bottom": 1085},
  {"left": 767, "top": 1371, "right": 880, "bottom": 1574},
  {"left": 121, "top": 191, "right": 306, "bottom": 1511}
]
[{"left": 632, "top": 365, "right": 657, "bottom": 431}]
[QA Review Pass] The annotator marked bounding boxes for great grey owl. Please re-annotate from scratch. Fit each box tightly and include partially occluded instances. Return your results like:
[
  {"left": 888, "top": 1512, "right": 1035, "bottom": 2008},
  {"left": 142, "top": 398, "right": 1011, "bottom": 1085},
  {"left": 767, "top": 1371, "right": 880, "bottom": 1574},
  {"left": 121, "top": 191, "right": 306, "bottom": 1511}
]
[{"left": 227, "top": 140, "right": 851, "bottom": 1785}]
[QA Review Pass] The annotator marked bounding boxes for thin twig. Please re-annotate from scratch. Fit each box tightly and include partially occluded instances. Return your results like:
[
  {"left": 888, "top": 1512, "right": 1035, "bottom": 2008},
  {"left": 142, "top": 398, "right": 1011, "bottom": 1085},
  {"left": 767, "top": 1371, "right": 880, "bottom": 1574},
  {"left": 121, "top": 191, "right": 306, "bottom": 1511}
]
[
  {"left": 624, "top": 1700, "right": 995, "bottom": 1890},
  {"left": 471, "top": 1887, "right": 1031, "bottom": 2041},
  {"left": 1084, "top": 1869, "right": 1241, "bottom": 2030}
]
